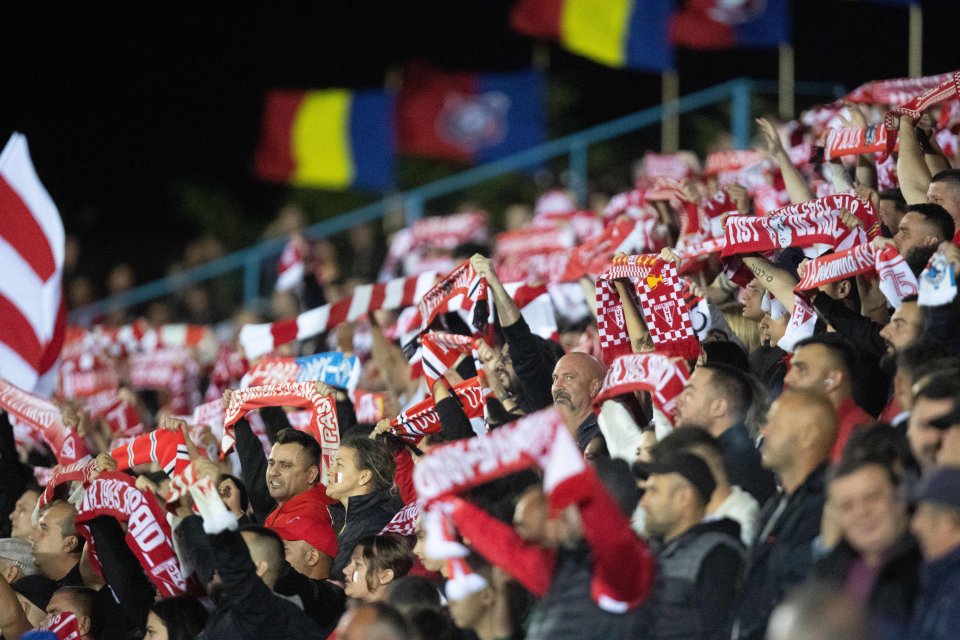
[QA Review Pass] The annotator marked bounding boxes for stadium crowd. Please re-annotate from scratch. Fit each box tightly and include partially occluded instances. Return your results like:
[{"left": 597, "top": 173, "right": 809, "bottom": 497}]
[{"left": 3, "top": 68, "right": 960, "bottom": 640}]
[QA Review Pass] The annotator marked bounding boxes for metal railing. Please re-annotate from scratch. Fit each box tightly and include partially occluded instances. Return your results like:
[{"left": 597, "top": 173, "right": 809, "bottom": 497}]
[{"left": 70, "top": 77, "right": 845, "bottom": 325}]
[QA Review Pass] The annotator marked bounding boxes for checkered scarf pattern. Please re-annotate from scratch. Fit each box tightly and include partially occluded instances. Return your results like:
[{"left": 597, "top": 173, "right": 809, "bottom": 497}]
[{"left": 596, "top": 254, "right": 700, "bottom": 364}]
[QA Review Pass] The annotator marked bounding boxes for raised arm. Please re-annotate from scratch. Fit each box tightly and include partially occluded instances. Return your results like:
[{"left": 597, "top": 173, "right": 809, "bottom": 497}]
[
  {"left": 470, "top": 254, "right": 521, "bottom": 327},
  {"left": 757, "top": 117, "right": 814, "bottom": 204},
  {"left": 897, "top": 117, "right": 932, "bottom": 204},
  {"left": 742, "top": 255, "right": 799, "bottom": 313}
]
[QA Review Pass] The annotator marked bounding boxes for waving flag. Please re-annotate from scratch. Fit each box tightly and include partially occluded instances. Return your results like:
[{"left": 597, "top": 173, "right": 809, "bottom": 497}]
[
  {"left": 397, "top": 63, "right": 546, "bottom": 163},
  {"left": 255, "top": 88, "right": 395, "bottom": 192},
  {"left": 0, "top": 133, "right": 65, "bottom": 396},
  {"left": 670, "top": 0, "right": 790, "bottom": 49},
  {"left": 510, "top": 0, "right": 673, "bottom": 71}
]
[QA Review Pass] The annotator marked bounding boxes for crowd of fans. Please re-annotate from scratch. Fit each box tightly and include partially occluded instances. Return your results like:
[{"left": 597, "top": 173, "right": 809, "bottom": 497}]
[{"left": 3, "top": 68, "right": 960, "bottom": 640}]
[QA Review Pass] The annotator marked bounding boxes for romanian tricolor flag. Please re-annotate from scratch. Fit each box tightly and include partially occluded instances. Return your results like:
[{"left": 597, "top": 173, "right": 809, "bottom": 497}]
[
  {"left": 255, "top": 89, "right": 394, "bottom": 192},
  {"left": 669, "top": 0, "right": 790, "bottom": 50},
  {"left": 510, "top": 0, "right": 673, "bottom": 71}
]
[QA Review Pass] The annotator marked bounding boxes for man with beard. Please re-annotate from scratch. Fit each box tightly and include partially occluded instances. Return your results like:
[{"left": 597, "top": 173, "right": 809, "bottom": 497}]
[
  {"left": 551, "top": 352, "right": 605, "bottom": 451},
  {"left": 887, "top": 203, "right": 954, "bottom": 272}
]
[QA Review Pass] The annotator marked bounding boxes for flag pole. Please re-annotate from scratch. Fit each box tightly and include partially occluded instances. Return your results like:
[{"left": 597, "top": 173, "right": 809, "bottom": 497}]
[
  {"left": 908, "top": 3, "right": 922, "bottom": 77},
  {"left": 661, "top": 69, "right": 679, "bottom": 153},
  {"left": 778, "top": 43, "right": 794, "bottom": 120}
]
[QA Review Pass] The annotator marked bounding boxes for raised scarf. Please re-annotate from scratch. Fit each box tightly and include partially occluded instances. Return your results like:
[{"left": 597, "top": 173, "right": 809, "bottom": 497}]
[
  {"left": 241, "top": 352, "right": 361, "bottom": 391},
  {"left": 411, "top": 211, "right": 489, "bottom": 250},
  {"left": 416, "top": 261, "right": 488, "bottom": 333},
  {"left": 420, "top": 333, "right": 478, "bottom": 389},
  {"left": 777, "top": 297, "right": 818, "bottom": 353},
  {"left": 380, "top": 500, "right": 423, "bottom": 536},
  {"left": 128, "top": 347, "right": 200, "bottom": 415},
  {"left": 38, "top": 455, "right": 96, "bottom": 509},
  {"left": 222, "top": 382, "right": 340, "bottom": 477},
  {"left": 350, "top": 389, "right": 389, "bottom": 425},
  {"left": 389, "top": 377, "right": 488, "bottom": 442},
  {"left": 823, "top": 125, "right": 898, "bottom": 161},
  {"left": 596, "top": 254, "right": 700, "bottom": 364},
  {"left": 594, "top": 353, "right": 690, "bottom": 419},
  {"left": 883, "top": 71, "right": 960, "bottom": 154},
  {"left": 795, "top": 242, "right": 917, "bottom": 308},
  {"left": 110, "top": 428, "right": 191, "bottom": 477},
  {"left": 57, "top": 356, "right": 119, "bottom": 399},
  {"left": 918, "top": 252, "right": 958, "bottom": 307},
  {"left": 76, "top": 472, "right": 191, "bottom": 597},
  {"left": 239, "top": 271, "right": 437, "bottom": 360},
  {"left": 0, "top": 378, "right": 89, "bottom": 464}
]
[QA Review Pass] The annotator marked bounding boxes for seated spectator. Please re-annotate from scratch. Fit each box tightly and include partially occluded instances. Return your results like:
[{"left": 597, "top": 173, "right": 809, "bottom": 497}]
[
  {"left": 908, "top": 466, "right": 960, "bottom": 639},
  {"left": 641, "top": 452, "right": 745, "bottom": 640},
  {"left": 342, "top": 533, "right": 413, "bottom": 603},
  {"left": 813, "top": 458, "right": 921, "bottom": 639}
]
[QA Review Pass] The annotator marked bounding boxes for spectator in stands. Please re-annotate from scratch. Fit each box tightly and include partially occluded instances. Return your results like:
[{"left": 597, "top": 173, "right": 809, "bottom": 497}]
[
  {"left": 273, "top": 515, "right": 339, "bottom": 580},
  {"left": 784, "top": 335, "right": 873, "bottom": 461},
  {"left": 44, "top": 586, "right": 99, "bottom": 640},
  {"left": 641, "top": 451, "right": 745, "bottom": 640},
  {"left": 878, "top": 189, "right": 908, "bottom": 236},
  {"left": 649, "top": 428, "right": 759, "bottom": 547},
  {"left": 887, "top": 203, "right": 955, "bottom": 272},
  {"left": 0, "top": 538, "right": 39, "bottom": 583},
  {"left": 145, "top": 596, "right": 208, "bottom": 640},
  {"left": 218, "top": 474, "right": 252, "bottom": 525},
  {"left": 342, "top": 533, "right": 413, "bottom": 603},
  {"left": 908, "top": 466, "right": 960, "bottom": 639},
  {"left": 907, "top": 374, "right": 960, "bottom": 474},
  {"left": 673, "top": 362, "right": 776, "bottom": 503},
  {"left": 551, "top": 352, "right": 605, "bottom": 450},
  {"left": 813, "top": 458, "right": 920, "bottom": 639},
  {"left": 333, "top": 601, "right": 411, "bottom": 640},
  {"left": 325, "top": 436, "right": 403, "bottom": 577},
  {"left": 729, "top": 389, "right": 836, "bottom": 640},
  {"left": 29, "top": 502, "right": 83, "bottom": 587},
  {"left": 8, "top": 488, "right": 41, "bottom": 542},
  {"left": 766, "top": 581, "right": 869, "bottom": 640}
]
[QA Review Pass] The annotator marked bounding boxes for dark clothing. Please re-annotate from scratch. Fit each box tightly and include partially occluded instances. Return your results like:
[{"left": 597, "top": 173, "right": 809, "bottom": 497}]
[
  {"left": 717, "top": 422, "right": 777, "bottom": 505},
  {"left": 0, "top": 413, "right": 35, "bottom": 539},
  {"left": 814, "top": 532, "right": 921, "bottom": 640},
  {"left": 55, "top": 562, "right": 85, "bottom": 588},
  {"left": 274, "top": 568, "right": 346, "bottom": 637},
  {"left": 525, "top": 544, "right": 647, "bottom": 640},
  {"left": 909, "top": 545, "right": 960, "bottom": 640},
  {"left": 730, "top": 463, "right": 828, "bottom": 640},
  {"left": 87, "top": 517, "right": 157, "bottom": 638},
  {"left": 501, "top": 316, "right": 556, "bottom": 414},
  {"left": 650, "top": 518, "right": 745, "bottom": 640},
  {"left": 576, "top": 413, "right": 601, "bottom": 452},
  {"left": 199, "top": 529, "right": 323, "bottom": 640},
  {"left": 328, "top": 488, "right": 403, "bottom": 577},
  {"left": 812, "top": 292, "right": 886, "bottom": 359},
  {"left": 175, "top": 516, "right": 217, "bottom": 584},
  {"left": 436, "top": 395, "right": 476, "bottom": 442},
  {"left": 749, "top": 345, "right": 787, "bottom": 398},
  {"left": 235, "top": 417, "right": 275, "bottom": 525}
]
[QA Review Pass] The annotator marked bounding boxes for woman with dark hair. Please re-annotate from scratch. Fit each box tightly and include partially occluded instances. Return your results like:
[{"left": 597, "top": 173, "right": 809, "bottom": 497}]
[
  {"left": 145, "top": 596, "right": 208, "bottom": 640},
  {"left": 218, "top": 474, "right": 253, "bottom": 525},
  {"left": 342, "top": 533, "right": 414, "bottom": 603}
]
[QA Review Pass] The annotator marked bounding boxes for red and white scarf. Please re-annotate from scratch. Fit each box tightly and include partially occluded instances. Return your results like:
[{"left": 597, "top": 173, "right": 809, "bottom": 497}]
[
  {"left": 389, "top": 377, "right": 488, "bottom": 442},
  {"left": 57, "top": 356, "right": 119, "bottom": 399},
  {"left": 594, "top": 353, "right": 690, "bottom": 419},
  {"left": 0, "top": 378, "right": 89, "bottom": 464},
  {"left": 778, "top": 297, "right": 818, "bottom": 353},
  {"left": 493, "top": 226, "right": 574, "bottom": 283},
  {"left": 222, "top": 382, "right": 340, "bottom": 477},
  {"left": 883, "top": 71, "right": 960, "bottom": 153},
  {"left": 643, "top": 151, "right": 700, "bottom": 180},
  {"left": 239, "top": 271, "right": 437, "bottom": 359},
  {"left": 97, "top": 395, "right": 146, "bottom": 438},
  {"left": 846, "top": 72, "right": 958, "bottom": 106},
  {"left": 411, "top": 211, "right": 489, "bottom": 250},
  {"left": 721, "top": 194, "right": 878, "bottom": 258},
  {"left": 420, "top": 333, "right": 478, "bottom": 389},
  {"left": 795, "top": 242, "right": 918, "bottom": 308},
  {"left": 241, "top": 357, "right": 301, "bottom": 388},
  {"left": 38, "top": 455, "right": 96, "bottom": 509},
  {"left": 110, "top": 428, "right": 191, "bottom": 477},
  {"left": 416, "top": 261, "right": 488, "bottom": 333},
  {"left": 276, "top": 235, "right": 307, "bottom": 292},
  {"left": 823, "top": 125, "right": 898, "bottom": 161},
  {"left": 72, "top": 321, "right": 211, "bottom": 359},
  {"left": 37, "top": 612, "right": 81, "bottom": 640},
  {"left": 76, "top": 472, "right": 191, "bottom": 597},
  {"left": 596, "top": 255, "right": 700, "bottom": 364},
  {"left": 128, "top": 347, "right": 200, "bottom": 415},
  {"left": 380, "top": 500, "right": 423, "bottom": 536},
  {"left": 704, "top": 150, "right": 764, "bottom": 177}
]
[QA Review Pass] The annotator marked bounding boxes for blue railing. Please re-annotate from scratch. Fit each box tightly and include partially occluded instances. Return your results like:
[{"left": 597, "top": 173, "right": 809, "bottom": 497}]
[{"left": 70, "top": 77, "right": 845, "bottom": 325}]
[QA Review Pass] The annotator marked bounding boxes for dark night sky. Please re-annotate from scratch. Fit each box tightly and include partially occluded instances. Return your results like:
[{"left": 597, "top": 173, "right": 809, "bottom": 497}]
[{"left": 1, "top": 1, "right": 958, "bottom": 288}]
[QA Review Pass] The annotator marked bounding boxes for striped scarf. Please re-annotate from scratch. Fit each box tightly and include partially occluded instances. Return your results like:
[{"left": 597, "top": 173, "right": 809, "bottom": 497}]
[
  {"left": 110, "top": 428, "right": 191, "bottom": 477},
  {"left": 389, "top": 377, "right": 488, "bottom": 442}
]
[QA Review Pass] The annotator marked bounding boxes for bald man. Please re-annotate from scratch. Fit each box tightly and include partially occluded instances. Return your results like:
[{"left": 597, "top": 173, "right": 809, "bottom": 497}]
[
  {"left": 729, "top": 390, "right": 837, "bottom": 640},
  {"left": 551, "top": 352, "right": 604, "bottom": 450}
]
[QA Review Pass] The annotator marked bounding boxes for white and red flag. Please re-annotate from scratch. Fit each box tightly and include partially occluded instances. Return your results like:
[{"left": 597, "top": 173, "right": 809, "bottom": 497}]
[{"left": 0, "top": 133, "right": 66, "bottom": 396}]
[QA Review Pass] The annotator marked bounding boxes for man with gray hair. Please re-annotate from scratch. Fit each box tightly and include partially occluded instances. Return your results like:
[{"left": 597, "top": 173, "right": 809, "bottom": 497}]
[{"left": 0, "top": 538, "right": 39, "bottom": 583}]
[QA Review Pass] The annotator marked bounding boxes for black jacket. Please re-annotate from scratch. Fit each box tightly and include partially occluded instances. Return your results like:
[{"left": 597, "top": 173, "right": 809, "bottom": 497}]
[
  {"left": 501, "top": 316, "right": 556, "bottom": 414},
  {"left": 717, "top": 423, "right": 777, "bottom": 505},
  {"left": 328, "top": 488, "right": 403, "bottom": 577},
  {"left": 199, "top": 529, "right": 324, "bottom": 640},
  {"left": 730, "top": 463, "right": 828, "bottom": 640},
  {"left": 274, "top": 568, "right": 346, "bottom": 637},
  {"left": 650, "top": 518, "right": 745, "bottom": 640},
  {"left": 813, "top": 532, "right": 921, "bottom": 639},
  {"left": 749, "top": 345, "right": 787, "bottom": 398}
]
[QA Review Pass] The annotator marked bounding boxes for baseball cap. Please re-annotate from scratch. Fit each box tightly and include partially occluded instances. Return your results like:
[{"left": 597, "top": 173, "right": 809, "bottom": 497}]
[
  {"left": 928, "top": 397, "right": 960, "bottom": 430},
  {"left": 272, "top": 516, "right": 338, "bottom": 558},
  {"left": 645, "top": 452, "right": 717, "bottom": 505},
  {"left": 912, "top": 466, "right": 960, "bottom": 510},
  {"left": 0, "top": 538, "right": 40, "bottom": 576}
]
